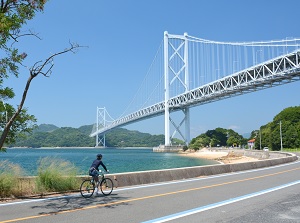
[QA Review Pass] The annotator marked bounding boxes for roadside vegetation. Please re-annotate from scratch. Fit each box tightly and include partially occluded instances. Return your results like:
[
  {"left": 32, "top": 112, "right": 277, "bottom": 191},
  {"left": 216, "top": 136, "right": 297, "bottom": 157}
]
[
  {"left": 0, "top": 161, "right": 22, "bottom": 198},
  {"left": 35, "top": 157, "right": 81, "bottom": 193},
  {"left": 0, "top": 158, "right": 81, "bottom": 199},
  {"left": 249, "top": 106, "right": 300, "bottom": 151}
]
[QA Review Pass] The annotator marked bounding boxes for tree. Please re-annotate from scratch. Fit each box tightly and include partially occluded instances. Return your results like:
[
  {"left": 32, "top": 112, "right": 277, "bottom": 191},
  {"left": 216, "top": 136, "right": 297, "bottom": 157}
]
[
  {"left": 256, "top": 106, "right": 300, "bottom": 151},
  {"left": 0, "top": 1, "right": 81, "bottom": 151},
  {"left": 271, "top": 106, "right": 300, "bottom": 150},
  {"left": 188, "top": 128, "right": 247, "bottom": 150},
  {"left": 206, "top": 128, "right": 227, "bottom": 146},
  {"left": 189, "top": 133, "right": 210, "bottom": 150}
]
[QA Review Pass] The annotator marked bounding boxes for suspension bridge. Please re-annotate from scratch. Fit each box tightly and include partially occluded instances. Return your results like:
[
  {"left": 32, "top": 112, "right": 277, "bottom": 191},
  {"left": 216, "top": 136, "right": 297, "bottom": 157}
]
[{"left": 90, "top": 32, "right": 300, "bottom": 147}]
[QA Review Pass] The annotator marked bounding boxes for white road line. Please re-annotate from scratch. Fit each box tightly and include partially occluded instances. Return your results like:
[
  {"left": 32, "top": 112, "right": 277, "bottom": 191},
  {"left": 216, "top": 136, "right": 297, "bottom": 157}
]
[
  {"left": 142, "top": 180, "right": 300, "bottom": 223},
  {"left": 1, "top": 160, "right": 299, "bottom": 207}
]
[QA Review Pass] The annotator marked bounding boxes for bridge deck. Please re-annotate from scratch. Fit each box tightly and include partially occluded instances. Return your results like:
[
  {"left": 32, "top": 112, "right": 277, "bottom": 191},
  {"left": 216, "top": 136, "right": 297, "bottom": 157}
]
[{"left": 90, "top": 50, "right": 300, "bottom": 137}]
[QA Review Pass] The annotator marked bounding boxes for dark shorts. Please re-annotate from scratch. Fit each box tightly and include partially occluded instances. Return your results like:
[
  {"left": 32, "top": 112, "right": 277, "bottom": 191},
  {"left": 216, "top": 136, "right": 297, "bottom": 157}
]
[{"left": 89, "top": 168, "right": 99, "bottom": 177}]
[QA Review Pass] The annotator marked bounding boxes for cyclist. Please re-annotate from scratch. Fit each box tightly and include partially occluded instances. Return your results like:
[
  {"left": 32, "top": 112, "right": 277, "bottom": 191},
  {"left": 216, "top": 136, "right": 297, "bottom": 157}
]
[{"left": 89, "top": 154, "right": 109, "bottom": 193}]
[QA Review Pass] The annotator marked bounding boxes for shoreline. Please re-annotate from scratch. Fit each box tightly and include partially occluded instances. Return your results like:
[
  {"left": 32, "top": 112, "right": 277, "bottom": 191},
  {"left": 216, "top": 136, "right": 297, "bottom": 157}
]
[
  {"left": 179, "top": 149, "right": 259, "bottom": 164},
  {"left": 6, "top": 147, "right": 152, "bottom": 149}
]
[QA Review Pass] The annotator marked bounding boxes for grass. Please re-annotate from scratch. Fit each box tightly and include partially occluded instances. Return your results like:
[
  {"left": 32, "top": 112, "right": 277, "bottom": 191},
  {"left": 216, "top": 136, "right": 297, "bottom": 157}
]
[
  {"left": 35, "top": 157, "right": 81, "bottom": 193},
  {"left": 0, "top": 158, "right": 82, "bottom": 199},
  {"left": 0, "top": 160, "right": 22, "bottom": 198}
]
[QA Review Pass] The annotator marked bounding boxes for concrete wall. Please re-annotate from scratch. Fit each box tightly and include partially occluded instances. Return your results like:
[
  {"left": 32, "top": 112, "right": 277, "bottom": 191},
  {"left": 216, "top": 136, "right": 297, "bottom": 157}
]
[
  {"left": 19, "top": 151, "right": 298, "bottom": 191},
  {"left": 85, "top": 151, "right": 298, "bottom": 188},
  {"left": 153, "top": 145, "right": 184, "bottom": 152}
]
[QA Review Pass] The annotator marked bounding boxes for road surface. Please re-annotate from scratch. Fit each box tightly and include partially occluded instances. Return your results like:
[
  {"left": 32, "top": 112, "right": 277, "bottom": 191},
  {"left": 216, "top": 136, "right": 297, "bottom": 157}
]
[{"left": 1, "top": 159, "right": 300, "bottom": 222}]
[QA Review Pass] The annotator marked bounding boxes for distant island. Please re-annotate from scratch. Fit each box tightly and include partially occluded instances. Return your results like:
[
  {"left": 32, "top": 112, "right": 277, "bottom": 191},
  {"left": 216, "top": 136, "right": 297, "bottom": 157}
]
[{"left": 8, "top": 124, "right": 168, "bottom": 148}]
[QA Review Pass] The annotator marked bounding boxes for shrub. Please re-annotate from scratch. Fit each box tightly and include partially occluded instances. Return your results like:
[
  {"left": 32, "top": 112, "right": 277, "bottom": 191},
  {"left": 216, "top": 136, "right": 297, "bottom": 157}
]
[
  {"left": 0, "top": 161, "right": 22, "bottom": 198},
  {"left": 36, "top": 157, "right": 80, "bottom": 193}
]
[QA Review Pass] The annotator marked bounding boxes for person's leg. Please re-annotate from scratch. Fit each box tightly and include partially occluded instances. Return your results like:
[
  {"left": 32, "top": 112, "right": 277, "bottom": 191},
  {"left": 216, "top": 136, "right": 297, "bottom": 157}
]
[{"left": 94, "top": 172, "right": 100, "bottom": 194}]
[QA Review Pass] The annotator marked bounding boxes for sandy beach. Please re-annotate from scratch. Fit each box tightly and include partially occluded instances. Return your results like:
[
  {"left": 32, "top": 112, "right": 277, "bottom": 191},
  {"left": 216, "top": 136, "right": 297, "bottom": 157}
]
[{"left": 180, "top": 148, "right": 258, "bottom": 164}]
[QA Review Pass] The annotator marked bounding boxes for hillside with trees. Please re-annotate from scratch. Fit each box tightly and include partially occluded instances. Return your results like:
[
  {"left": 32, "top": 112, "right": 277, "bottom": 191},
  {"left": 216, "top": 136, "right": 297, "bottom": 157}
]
[
  {"left": 8, "top": 125, "right": 168, "bottom": 148},
  {"left": 188, "top": 127, "right": 247, "bottom": 150},
  {"left": 249, "top": 106, "right": 300, "bottom": 151},
  {"left": 6, "top": 106, "right": 300, "bottom": 150},
  {"left": 188, "top": 106, "right": 300, "bottom": 151}
]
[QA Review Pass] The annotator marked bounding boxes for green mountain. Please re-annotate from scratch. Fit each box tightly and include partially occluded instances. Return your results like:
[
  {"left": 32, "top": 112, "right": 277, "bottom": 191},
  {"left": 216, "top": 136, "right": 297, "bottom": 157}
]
[
  {"left": 8, "top": 106, "right": 300, "bottom": 150},
  {"left": 9, "top": 125, "right": 167, "bottom": 148},
  {"left": 34, "top": 124, "right": 59, "bottom": 133}
]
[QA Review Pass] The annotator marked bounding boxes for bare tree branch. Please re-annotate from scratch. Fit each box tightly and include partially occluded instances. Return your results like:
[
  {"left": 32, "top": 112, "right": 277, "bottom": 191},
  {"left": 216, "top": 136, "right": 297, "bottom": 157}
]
[
  {"left": 0, "top": 42, "right": 84, "bottom": 149},
  {"left": 10, "top": 30, "right": 42, "bottom": 47}
]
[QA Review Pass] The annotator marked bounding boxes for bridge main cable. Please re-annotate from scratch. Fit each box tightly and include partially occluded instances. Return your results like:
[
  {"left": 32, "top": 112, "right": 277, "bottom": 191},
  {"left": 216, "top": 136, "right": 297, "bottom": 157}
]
[{"left": 90, "top": 32, "right": 300, "bottom": 147}]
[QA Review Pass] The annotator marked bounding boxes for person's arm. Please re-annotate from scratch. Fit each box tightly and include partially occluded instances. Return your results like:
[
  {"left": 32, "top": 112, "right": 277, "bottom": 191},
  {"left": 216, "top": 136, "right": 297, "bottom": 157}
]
[{"left": 100, "top": 161, "right": 108, "bottom": 172}]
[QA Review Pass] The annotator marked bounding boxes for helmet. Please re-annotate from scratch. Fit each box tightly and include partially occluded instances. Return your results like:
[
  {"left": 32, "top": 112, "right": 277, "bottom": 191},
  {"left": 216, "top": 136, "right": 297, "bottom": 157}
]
[{"left": 97, "top": 154, "right": 102, "bottom": 158}]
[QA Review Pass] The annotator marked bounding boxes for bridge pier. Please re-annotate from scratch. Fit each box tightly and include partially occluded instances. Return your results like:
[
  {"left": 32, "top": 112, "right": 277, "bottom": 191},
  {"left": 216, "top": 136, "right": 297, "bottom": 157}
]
[{"left": 153, "top": 145, "right": 184, "bottom": 152}]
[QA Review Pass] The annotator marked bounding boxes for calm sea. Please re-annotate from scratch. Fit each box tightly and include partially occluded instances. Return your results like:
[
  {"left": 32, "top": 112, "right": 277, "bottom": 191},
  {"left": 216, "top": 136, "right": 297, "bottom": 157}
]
[{"left": 0, "top": 148, "right": 219, "bottom": 176}]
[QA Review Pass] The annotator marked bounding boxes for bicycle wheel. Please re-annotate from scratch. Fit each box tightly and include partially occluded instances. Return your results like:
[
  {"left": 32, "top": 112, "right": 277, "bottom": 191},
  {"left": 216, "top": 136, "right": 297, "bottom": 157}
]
[
  {"left": 80, "top": 179, "right": 95, "bottom": 198},
  {"left": 100, "top": 177, "right": 113, "bottom": 195}
]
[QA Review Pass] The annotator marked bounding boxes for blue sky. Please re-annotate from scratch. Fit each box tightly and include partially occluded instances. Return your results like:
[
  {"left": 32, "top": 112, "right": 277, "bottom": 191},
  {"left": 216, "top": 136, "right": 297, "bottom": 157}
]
[{"left": 7, "top": 0, "right": 300, "bottom": 139}]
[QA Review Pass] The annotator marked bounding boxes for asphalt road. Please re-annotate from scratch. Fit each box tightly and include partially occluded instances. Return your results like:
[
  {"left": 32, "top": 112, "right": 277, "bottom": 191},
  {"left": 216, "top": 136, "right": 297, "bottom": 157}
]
[{"left": 1, "top": 159, "right": 300, "bottom": 223}]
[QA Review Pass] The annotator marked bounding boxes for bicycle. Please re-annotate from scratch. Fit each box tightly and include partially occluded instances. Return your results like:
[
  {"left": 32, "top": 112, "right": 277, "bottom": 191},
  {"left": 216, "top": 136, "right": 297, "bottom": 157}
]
[{"left": 80, "top": 170, "right": 113, "bottom": 198}]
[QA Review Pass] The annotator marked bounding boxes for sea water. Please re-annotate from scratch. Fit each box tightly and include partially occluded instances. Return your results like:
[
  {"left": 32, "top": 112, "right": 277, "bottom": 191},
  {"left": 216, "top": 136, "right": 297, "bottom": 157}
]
[{"left": 0, "top": 148, "right": 219, "bottom": 176}]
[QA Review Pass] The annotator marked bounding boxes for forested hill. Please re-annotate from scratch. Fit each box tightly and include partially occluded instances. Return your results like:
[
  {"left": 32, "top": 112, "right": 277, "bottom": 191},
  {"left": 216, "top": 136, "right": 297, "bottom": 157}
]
[
  {"left": 9, "top": 125, "right": 166, "bottom": 148},
  {"left": 249, "top": 106, "right": 300, "bottom": 150},
  {"left": 8, "top": 106, "right": 300, "bottom": 149}
]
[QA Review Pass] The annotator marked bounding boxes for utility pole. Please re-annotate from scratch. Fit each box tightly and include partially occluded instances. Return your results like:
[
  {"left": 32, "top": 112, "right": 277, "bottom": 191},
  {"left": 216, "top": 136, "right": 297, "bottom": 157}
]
[
  {"left": 259, "top": 127, "right": 262, "bottom": 150},
  {"left": 280, "top": 120, "right": 283, "bottom": 151}
]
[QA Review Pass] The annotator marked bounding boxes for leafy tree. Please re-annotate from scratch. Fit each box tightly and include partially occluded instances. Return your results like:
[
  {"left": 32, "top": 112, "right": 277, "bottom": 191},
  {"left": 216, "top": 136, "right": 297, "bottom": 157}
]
[
  {"left": 254, "top": 106, "right": 300, "bottom": 150},
  {"left": 189, "top": 133, "right": 210, "bottom": 150},
  {"left": 249, "top": 130, "right": 259, "bottom": 141},
  {"left": 226, "top": 129, "right": 245, "bottom": 147},
  {"left": 227, "top": 136, "right": 238, "bottom": 147},
  {"left": 0, "top": 1, "right": 81, "bottom": 151},
  {"left": 271, "top": 106, "right": 300, "bottom": 150},
  {"left": 188, "top": 128, "right": 246, "bottom": 150}
]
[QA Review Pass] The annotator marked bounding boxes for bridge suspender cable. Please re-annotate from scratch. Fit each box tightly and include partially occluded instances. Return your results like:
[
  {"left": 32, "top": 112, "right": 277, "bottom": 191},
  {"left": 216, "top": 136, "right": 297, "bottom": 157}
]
[{"left": 90, "top": 32, "right": 300, "bottom": 148}]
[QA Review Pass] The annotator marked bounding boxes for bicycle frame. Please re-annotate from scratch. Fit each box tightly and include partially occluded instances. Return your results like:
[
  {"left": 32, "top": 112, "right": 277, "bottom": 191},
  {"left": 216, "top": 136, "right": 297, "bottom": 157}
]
[{"left": 80, "top": 170, "right": 113, "bottom": 198}]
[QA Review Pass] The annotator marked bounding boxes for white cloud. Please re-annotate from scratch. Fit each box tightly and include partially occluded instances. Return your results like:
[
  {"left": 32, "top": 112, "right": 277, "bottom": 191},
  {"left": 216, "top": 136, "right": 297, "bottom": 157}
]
[{"left": 227, "top": 125, "right": 240, "bottom": 131}]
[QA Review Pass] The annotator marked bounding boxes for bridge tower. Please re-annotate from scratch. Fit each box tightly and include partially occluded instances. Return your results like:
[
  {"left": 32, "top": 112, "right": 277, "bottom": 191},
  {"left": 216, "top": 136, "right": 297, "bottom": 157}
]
[
  {"left": 164, "top": 31, "right": 190, "bottom": 146},
  {"left": 95, "top": 107, "right": 107, "bottom": 147}
]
